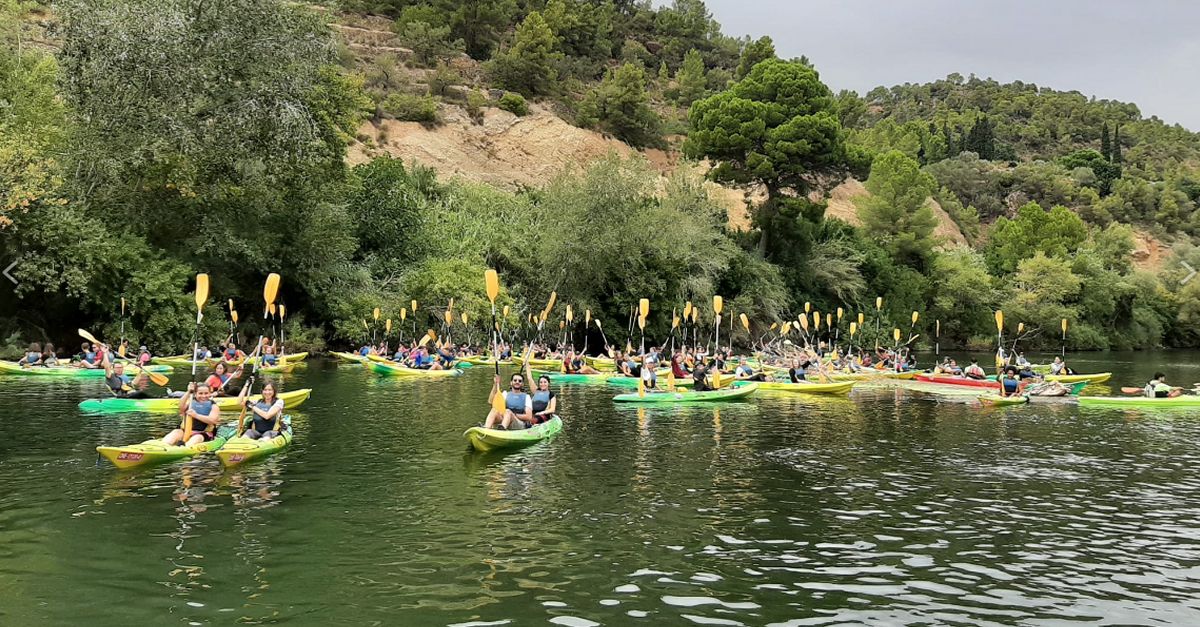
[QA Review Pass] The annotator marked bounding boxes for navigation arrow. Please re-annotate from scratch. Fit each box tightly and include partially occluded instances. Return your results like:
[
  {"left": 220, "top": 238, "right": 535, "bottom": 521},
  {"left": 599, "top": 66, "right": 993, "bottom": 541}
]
[
  {"left": 1183, "top": 261, "right": 1197, "bottom": 285},
  {"left": 2, "top": 260, "right": 15, "bottom": 286}
]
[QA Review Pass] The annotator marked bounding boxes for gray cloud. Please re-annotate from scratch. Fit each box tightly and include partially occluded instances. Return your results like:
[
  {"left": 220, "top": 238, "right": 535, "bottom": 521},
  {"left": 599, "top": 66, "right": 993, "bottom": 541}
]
[{"left": 698, "top": 0, "right": 1199, "bottom": 131}]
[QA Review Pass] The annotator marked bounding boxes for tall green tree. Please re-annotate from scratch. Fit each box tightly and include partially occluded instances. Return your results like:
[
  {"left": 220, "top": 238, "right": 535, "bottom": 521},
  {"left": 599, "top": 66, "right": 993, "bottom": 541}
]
[
  {"left": 487, "top": 11, "right": 560, "bottom": 97},
  {"left": 577, "top": 63, "right": 663, "bottom": 148},
  {"left": 1100, "top": 122, "right": 1112, "bottom": 161},
  {"left": 440, "top": 0, "right": 517, "bottom": 60},
  {"left": 985, "top": 202, "right": 1088, "bottom": 274},
  {"left": 856, "top": 150, "right": 939, "bottom": 268},
  {"left": 736, "top": 35, "right": 775, "bottom": 78},
  {"left": 674, "top": 48, "right": 707, "bottom": 106},
  {"left": 964, "top": 115, "right": 995, "bottom": 160},
  {"left": 685, "top": 59, "right": 865, "bottom": 256}
]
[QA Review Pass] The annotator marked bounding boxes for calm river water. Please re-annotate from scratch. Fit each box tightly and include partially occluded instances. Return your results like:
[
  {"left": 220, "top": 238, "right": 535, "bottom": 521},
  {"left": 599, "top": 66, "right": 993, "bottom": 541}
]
[{"left": 1, "top": 351, "right": 1199, "bottom": 625}]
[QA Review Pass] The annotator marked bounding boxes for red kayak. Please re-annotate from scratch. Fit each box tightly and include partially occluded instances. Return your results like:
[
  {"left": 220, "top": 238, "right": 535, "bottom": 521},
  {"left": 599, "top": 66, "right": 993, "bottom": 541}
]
[{"left": 915, "top": 374, "right": 1000, "bottom": 389}]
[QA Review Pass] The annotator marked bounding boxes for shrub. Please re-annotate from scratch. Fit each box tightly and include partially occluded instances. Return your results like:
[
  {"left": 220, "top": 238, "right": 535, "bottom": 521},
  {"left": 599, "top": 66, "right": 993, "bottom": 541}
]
[
  {"left": 465, "top": 89, "right": 488, "bottom": 123},
  {"left": 381, "top": 93, "right": 438, "bottom": 123},
  {"left": 498, "top": 92, "right": 529, "bottom": 116}
]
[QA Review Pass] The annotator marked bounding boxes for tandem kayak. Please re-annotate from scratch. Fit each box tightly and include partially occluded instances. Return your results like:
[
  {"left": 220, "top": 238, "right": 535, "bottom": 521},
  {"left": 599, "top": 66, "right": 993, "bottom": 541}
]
[
  {"left": 330, "top": 351, "right": 368, "bottom": 363},
  {"left": 754, "top": 380, "right": 856, "bottom": 395},
  {"left": 464, "top": 416, "right": 563, "bottom": 452},
  {"left": 613, "top": 383, "right": 759, "bottom": 403},
  {"left": 78, "top": 388, "right": 313, "bottom": 414},
  {"left": 914, "top": 374, "right": 1000, "bottom": 389},
  {"left": 1046, "top": 372, "right": 1111, "bottom": 384},
  {"left": 530, "top": 370, "right": 610, "bottom": 384},
  {"left": 1077, "top": 395, "right": 1200, "bottom": 408},
  {"left": 978, "top": 394, "right": 1029, "bottom": 406},
  {"left": 0, "top": 361, "right": 172, "bottom": 377},
  {"left": 511, "top": 355, "right": 563, "bottom": 370},
  {"left": 97, "top": 425, "right": 235, "bottom": 469},
  {"left": 216, "top": 418, "right": 294, "bottom": 467},
  {"left": 367, "top": 361, "right": 463, "bottom": 377},
  {"left": 208, "top": 352, "right": 309, "bottom": 367},
  {"left": 258, "top": 362, "right": 299, "bottom": 374}
]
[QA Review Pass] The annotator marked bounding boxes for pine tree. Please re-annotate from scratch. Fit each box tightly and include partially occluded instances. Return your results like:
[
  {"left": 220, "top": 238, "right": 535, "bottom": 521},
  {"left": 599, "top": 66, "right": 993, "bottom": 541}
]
[
  {"left": 1100, "top": 122, "right": 1111, "bottom": 162},
  {"left": 942, "top": 122, "right": 955, "bottom": 157},
  {"left": 1112, "top": 124, "right": 1123, "bottom": 164},
  {"left": 965, "top": 116, "right": 995, "bottom": 160},
  {"left": 675, "top": 48, "right": 707, "bottom": 106}
]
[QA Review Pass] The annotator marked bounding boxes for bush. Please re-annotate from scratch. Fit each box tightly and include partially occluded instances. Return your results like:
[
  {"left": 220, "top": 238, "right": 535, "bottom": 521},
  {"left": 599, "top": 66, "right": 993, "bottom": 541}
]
[
  {"left": 498, "top": 92, "right": 529, "bottom": 116},
  {"left": 465, "top": 89, "right": 488, "bottom": 123},
  {"left": 381, "top": 93, "right": 438, "bottom": 123}
]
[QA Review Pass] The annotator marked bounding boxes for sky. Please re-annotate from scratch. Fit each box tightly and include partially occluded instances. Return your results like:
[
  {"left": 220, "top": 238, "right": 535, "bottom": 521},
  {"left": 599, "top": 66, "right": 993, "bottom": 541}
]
[{"left": 695, "top": 0, "right": 1200, "bottom": 131}]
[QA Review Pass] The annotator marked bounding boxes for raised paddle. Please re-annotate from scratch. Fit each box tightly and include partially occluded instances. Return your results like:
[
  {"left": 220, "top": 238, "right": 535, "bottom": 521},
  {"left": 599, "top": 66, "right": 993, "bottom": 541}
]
[
  {"left": 184, "top": 273, "right": 211, "bottom": 442},
  {"left": 236, "top": 274, "right": 281, "bottom": 434},
  {"left": 485, "top": 269, "right": 506, "bottom": 415},
  {"left": 78, "top": 329, "right": 169, "bottom": 387}
]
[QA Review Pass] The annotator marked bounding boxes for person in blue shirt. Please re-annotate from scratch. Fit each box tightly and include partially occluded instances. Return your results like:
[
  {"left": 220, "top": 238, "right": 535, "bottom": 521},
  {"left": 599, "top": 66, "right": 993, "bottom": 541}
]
[
  {"left": 16, "top": 343, "right": 42, "bottom": 367},
  {"left": 484, "top": 373, "right": 532, "bottom": 430}
]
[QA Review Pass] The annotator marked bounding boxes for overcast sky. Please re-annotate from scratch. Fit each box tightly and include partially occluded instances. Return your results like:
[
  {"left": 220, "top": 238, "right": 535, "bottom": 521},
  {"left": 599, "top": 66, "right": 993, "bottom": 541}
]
[{"left": 697, "top": 0, "right": 1200, "bottom": 131}]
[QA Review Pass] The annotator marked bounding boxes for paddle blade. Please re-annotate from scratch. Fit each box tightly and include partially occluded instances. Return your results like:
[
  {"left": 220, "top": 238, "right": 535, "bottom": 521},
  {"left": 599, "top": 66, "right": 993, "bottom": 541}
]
[
  {"left": 361, "top": 319, "right": 368, "bottom": 330},
  {"left": 228, "top": 298, "right": 234, "bottom": 313},
  {"left": 683, "top": 301, "right": 692, "bottom": 319},
  {"left": 411, "top": 300, "right": 417, "bottom": 313},
  {"left": 739, "top": 313, "right": 749, "bottom": 332},
  {"left": 849, "top": 322, "right": 857, "bottom": 336},
  {"left": 912, "top": 311, "right": 919, "bottom": 325},
  {"left": 636, "top": 315, "right": 644, "bottom": 331},
  {"left": 936, "top": 320, "right": 940, "bottom": 336},
  {"left": 995, "top": 310, "right": 1004, "bottom": 333},
  {"left": 386, "top": 319, "right": 392, "bottom": 334},
  {"left": 1018, "top": 322, "right": 1025, "bottom": 333},
  {"left": 491, "top": 387, "right": 507, "bottom": 413},
  {"left": 585, "top": 309, "right": 591, "bottom": 325},
  {"left": 269, "top": 303, "right": 277, "bottom": 316},
  {"left": 280, "top": 304, "right": 286, "bottom": 320},
  {"left": 373, "top": 307, "right": 381, "bottom": 322},
  {"left": 121, "top": 297, "right": 126, "bottom": 316},
  {"left": 448, "top": 297, "right": 454, "bottom": 312},
  {"left": 78, "top": 329, "right": 100, "bottom": 345},
  {"left": 566, "top": 305, "right": 573, "bottom": 324},
  {"left": 837, "top": 307, "right": 843, "bottom": 321},
  {"left": 194, "top": 274, "right": 210, "bottom": 312},
  {"left": 401, "top": 308, "right": 407, "bottom": 321},
  {"left": 544, "top": 291, "right": 557, "bottom": 320},
  {"left": 713, "top": 295, "right": 723, "bottom": 314},
  {"left": 639, "top": 298, "right": 649, "bottom": 320},
  {"left": 504, "top": 305, "right": 510, "bottom": 319},
  {"left": 444, "top": 310, "right": 452, "bottom": 325},
  {"left": 812, "top": 312, "right": 820, "bottom": 330},
  {"left": 825, "top": 313, "right": 831, "bottom": 329},
  {"left": 231, "top": 310, "right": 239, "bottom": 325},
  {"left": 857, "top": 312, "right": 864, "bottom": 326},
  {"left": 147, "top": 370, "right": 170, "bottom": 387},
  {"left": 798, "top": 315, "right": 809, "bottom": 331},
  {"left": 461, "top": 312, "right": 468, "bottom": 325},
  {"left": 262, "top": 273, "right": 280, "bottom": 308},
  {"left": 804, "top": 301, "right": 810, "bottom": 314},
  {"left": 875, "top": 296, "right": 883, "bottom": 311},
  {"left": 485, "top": 269, "right": 500, "bottom": 303},
  {"left": 1062, "top": 318, "right": 1068, "bottom": 334},
  {"left": 893, "top": 328, "right": 901, "bottom": 343},
  {"left": 672, "top": 315, "right": 680, "bottom": 330},
  {"left": 596, "top": 320, "right": 603, "bottom": 330}
]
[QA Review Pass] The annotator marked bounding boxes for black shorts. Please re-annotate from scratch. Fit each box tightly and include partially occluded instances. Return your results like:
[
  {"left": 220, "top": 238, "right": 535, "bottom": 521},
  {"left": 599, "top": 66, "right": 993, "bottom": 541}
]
[{"left": 531, "top": 414, "right": 553, "bottom": 425}]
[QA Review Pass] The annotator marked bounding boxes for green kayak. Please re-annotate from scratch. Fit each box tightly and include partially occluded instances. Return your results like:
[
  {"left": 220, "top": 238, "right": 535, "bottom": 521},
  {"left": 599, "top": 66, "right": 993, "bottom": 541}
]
[
  {"left": 464, "top": 416, "right": 563, "bottom": 452},
  {"left": 97, "top": 425, "right": 235, "bottom": 469},
  {"left": 613, "top": 383, "right": 759, "bottom": 403},
  {"left": 1078, "top": 395, "right": 1200, "bottom": 408},
  {"left": 0, "top": 361, "right": 172, "bottom": 377}
]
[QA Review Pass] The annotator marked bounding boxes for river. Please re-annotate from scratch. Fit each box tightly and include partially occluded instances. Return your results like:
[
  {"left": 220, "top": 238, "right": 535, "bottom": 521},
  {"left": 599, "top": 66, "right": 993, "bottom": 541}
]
[{"left": 1, "top": 351, "right": 1199, "bottom": 625}]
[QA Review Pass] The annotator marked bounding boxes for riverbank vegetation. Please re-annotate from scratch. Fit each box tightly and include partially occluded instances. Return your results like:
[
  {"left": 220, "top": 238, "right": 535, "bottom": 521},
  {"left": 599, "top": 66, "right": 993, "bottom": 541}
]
[{"left": 2, "top": 0, "right": 1200, "bottom": 356}]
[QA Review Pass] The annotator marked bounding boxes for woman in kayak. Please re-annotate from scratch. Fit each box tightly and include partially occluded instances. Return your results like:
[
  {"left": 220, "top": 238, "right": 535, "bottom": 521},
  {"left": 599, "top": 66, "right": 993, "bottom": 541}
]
[
  {"left": 222, "top": 341, "right": 246, "bottom": 364},
  {"left": 205, "top": 362, "right": 243, "bottom": 396},
  {"left": 788, "top": 357, "right": 810, "bottom": 383},
  {"left": 1049, "top": 356, "right": 1076, "bottom": 376},
  {"left": 671, "top": 348, "right": 690, "bottom": 378},
  {"left": 734, "top": 358, "right": 766, "bottom": 382},
  {"left": 691, "top": 360, "right": 712, "bottom": 391},
  {"left": 163, "top": 382, "right": 221, "bottom": 446},
  {"left": 240, "top": 382, "right": 287, "bottom": 439},
  {"left": 40, "top": 343, "right": 59, "bottom": 366},
  {"left": 999, "top": 366, "right": 1022, "bottom": 397},
  {"left": 102, "top": 350, "right": 150, "bottom": 399},
  {"left": 521, "top": 358, "right": 557, "bottom": 424},
  {"left": 16, "top": 342, "right": 42, "bottom": 366},
  {"left": 76, "top": 342, "right": 103, "bottom": 369},
  {"left": 963, "top": 359, "right": 986, "bottom": 380},
  {"left": 260, "top": 344, "right": 279, "bottom": 367},
  {"left": 484, "top": 373, "right": 533, "bottom": 430}
]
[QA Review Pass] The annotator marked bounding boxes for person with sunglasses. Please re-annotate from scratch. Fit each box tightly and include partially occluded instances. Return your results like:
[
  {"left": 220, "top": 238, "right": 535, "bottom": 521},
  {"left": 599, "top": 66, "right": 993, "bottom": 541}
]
[{"left": 483, "top": 372, "right": 532, "bottom": 430}]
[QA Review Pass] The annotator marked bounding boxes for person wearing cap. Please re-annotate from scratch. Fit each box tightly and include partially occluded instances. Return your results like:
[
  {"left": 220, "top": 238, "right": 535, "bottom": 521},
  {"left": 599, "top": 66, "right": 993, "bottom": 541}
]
[{"left": 138, "top": 346, "right": 152, "bottom": 367}]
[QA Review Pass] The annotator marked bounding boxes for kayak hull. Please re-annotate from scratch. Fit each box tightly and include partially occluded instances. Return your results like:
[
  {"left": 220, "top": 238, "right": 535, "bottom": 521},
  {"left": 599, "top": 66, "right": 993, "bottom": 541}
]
[
  {"left": 78, "top": 388, "right": 312, "bottom": 414},
  {"left": 613, "top": 383, "right": 759, "bottom": 403},
  {"left": 216, "top": 421, "right": 294, "bottom": 467},
  {"left": 979, "top": 394, "right": 1029, "bottom": 406},
  {"left": 755, "top": 380, "right": 856, "bottom": 395},
  {"left": 367, "top": 361, "right": 463, "bottom": 377},
  {"left": 915, "top": 374, "right": 1000, "bottom": 389},
  {"left": 1078, "top": 395, "right": 1200, "bottom": 408},
  {"left": 97, "top": 426, "right": 234, "bottom": 469},
  {"left": 531, "top": 371, "right": 610, "bottom": 384},
  {"left": 464, "top": 416, "right": 563, "bottom": 452},
  {"left": 1046, "top": 372, "right": 1111, "bottom": 384},
  {"left": 830, "top": 370, "right": 916, "bottom": 381},
  {"left": 330, "top": 351, "right": 367, "bottom": 363},
  {"left": 0, "top": 361, "right": 172, "bottom": 377},
  {"left": 511, "top": 355, "right": 563, "bottom": 370}
]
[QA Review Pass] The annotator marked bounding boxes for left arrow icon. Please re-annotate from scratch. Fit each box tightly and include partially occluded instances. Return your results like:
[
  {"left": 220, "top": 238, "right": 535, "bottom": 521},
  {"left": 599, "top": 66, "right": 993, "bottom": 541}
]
[{"left": 3, "top": 260, "right": 17, "bottom": 285}]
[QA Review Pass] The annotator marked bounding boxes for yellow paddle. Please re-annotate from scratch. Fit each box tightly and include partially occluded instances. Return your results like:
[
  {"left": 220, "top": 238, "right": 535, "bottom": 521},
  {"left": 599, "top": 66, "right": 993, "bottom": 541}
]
[
  {"left": 485, "top": 269, "right": 506, "bottom": 415},
  {"left": 237, "top": 274, "right": 280, "bottom": 435},
  {"left": 78, "top": 329, "right": 170, "bottom": 387},
  {"left": 184, "top": 273, "right": 211, "bottom": 441}
]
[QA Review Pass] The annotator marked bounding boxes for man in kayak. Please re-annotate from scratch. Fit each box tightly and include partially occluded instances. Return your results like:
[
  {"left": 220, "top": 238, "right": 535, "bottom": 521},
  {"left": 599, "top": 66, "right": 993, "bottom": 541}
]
[
  {"left": 692, "top": 360, "right": 713, "bottom": 392},
  {"left": 163, "top": 382, "right": 222, "bottom": 446},
  {"left": 484, "top": 373, "right": 533, "bottom": 430},
  {"left": 102, "top": 350, "right": 151, "bottom": 399},
  {"left": 1144, "top": 373, "right": 1179, "bottom": 398},
  {"left": 734, "top": 357, "right": 766, "bottom": 382},
  {"left": 1015, "top": 352, "right": 1031, "bottom": 367},
  {"left": 239, "top": 382, "right": 287, "bottom": 439},
  {"left": 193, "top": 345, "right": 213, "bottom": 361},
  {"left": 963, "top": 359, "right": 986, "bottom": 380}
]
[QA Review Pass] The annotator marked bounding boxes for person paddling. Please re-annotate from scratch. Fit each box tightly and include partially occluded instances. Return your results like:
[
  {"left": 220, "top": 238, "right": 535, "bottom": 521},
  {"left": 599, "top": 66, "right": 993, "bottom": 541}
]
[
  {"left": 523, "top": 358, "right": 557, "bottom": 425},
  {"left": 205, "top": 362, "right": 243, "bottom": 396},
  {"left": 1144, "top": 373, "right": 1179, "bottom": 398},
  {"left": 484, "top": 373, "right": 533, "bottom": 430},
  {"left": 102, "top": 349, "right": 150, "bottom": 399},
  {"left": 999, "top": 366, "right": 1022, "bottom": 397},
  {"left": 692, "top": 360, "right": 713, "bottom": 392},
  {"left": 162, "top": 382, "right": 222, "bottom": 446},
  {"left": 734, "top": 357, "right": 766, "bottom": 382},
  {"left": 16, "top": 342, "right": 43, "bottom": 367},
  {"left": 788, "top": 357, "right": 810, "bottom": 383},
  {"left": 963, "top": 359, "right": 986, "bottom": 380},
  {"left": 238, "top": 382, "right": 287, "bottom": 440}
]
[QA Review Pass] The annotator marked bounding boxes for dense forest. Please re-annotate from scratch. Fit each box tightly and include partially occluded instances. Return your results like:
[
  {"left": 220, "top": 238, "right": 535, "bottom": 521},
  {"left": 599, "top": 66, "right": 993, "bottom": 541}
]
[{"left": 3, "top": 0, "right": 1200, "bottom": 358}]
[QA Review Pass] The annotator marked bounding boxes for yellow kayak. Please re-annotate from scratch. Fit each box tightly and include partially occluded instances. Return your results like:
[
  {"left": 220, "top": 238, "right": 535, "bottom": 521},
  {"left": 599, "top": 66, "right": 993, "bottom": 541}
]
[
  {"left": 460, "top": 355, "right": 513, "bottom": 366},
  {"left": 464, "top": 416, "right": 563, "bottom": 452},
  {"left": 216, "top": 418, "right": 294, "bottom": 467},
  {"left": 330, "top": 351, "right": 367, "bottom": 363},
  {"left": 78, "top": 388, "right": 312, "bottom": 414},
  {"left": 511, "top": 355, "right": 563, "bottom": 370},
  {"left": 830, "top": 370, "right": 916, "bottom": 381},
  {"left": 583, "top": 356, "right": 617, "bottom": 371},
  {"left": 754, "top": 380, "right": 856, "bottom": 395},
  {"left": 1046, "top": 372, "right": 1111, "bottom": 384}
]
